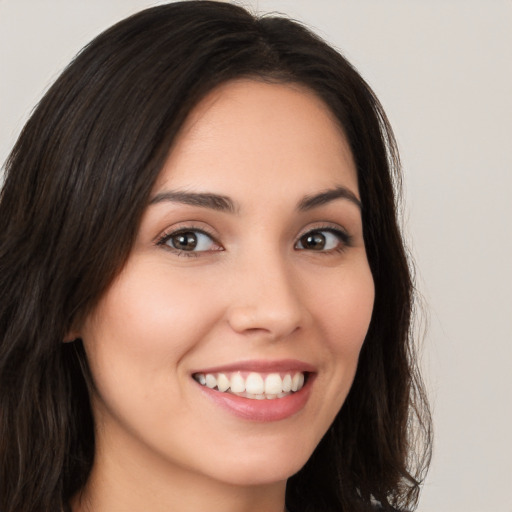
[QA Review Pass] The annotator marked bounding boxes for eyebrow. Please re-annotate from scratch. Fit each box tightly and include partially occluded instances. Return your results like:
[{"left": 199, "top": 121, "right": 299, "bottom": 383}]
[
  {"left": 297, "top": 186, "right": 362, "bottom": 211},
  {"left": 149, "top": 191, "right": 237, "bottom": 213},
  {"left": 149, "top": 185, "right": 361, "bottom": 213}
]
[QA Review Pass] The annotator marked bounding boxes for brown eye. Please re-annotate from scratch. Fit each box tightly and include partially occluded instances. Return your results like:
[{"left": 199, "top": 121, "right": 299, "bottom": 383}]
[
  {"left": 170, "top": 231, "right": 198, "bottom": 251},
  {"left": 299, "top": 232, "right": 327, "bottom": 250},
  {"left": 295, "top": 229, "right": 349, "bottom": 252},
  {"left": 162, "top": 229, "right": 218, "bottom": 253}
]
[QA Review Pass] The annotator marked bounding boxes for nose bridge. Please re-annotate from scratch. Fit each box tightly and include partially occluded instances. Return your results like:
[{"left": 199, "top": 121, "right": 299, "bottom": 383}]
[{"left": 226, "top": 243, "right": 304, "bottom": 339}]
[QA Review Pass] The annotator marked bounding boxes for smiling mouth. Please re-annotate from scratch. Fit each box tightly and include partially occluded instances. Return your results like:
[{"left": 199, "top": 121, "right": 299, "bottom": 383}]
[{"left": 193, "top": 371, "right": 307, "bottom": 400}]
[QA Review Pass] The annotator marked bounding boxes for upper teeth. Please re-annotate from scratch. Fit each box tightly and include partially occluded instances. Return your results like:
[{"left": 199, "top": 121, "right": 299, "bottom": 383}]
[{"left": 194, "top": 371, "right": 306, "bottom": 399}]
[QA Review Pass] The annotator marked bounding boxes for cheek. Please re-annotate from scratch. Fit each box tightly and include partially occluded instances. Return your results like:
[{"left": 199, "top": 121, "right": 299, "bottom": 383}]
[
  {"left": 287, "top": 262, "right": 374, "bottom": 450},
  {"left": 306, "top": 260, "right": 374, "bottom": 423},
  {"left": 312, "top": 264, "right": 375, "bottom": 357},
  {"left": 87, "top": 265, "right": 217, "bottom": 352},
  {"left": 79, "top": 263, "right": 228, "bottom": 447},
  {"left": 80, "top": 262, "right": 225, "bottom": 405}
]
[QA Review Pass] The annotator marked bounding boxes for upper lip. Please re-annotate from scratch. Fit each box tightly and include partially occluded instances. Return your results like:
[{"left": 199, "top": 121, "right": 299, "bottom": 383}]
[{"left": 191, "top": 359, "right": 317, "bottom": 375}]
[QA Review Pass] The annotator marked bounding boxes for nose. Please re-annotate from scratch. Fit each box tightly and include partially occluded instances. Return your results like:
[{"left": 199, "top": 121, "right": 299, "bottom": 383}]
[{"left": 226, "top": 249, "right": 305, "bottom": 340}]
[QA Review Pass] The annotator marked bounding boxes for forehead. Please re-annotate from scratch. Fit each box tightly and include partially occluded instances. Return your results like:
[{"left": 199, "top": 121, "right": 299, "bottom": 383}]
[{"left": 155, "top": 79, "right": 358, "bottom": 201}]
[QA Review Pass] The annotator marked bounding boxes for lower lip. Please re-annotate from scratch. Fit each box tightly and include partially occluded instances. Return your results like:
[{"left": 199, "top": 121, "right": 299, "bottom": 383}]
[{"left": 196, "top": 376, "right": 314, "bottom": 422}]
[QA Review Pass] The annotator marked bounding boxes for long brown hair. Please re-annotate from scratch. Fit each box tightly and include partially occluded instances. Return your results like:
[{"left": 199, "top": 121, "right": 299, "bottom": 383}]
[{"left": 0, "top": 2, "right": 431, "bottom": 511}]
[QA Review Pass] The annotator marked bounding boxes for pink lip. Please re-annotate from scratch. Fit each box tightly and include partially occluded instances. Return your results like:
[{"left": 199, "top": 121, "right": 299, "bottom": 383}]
[
  {"left": 192, "top": 359, "right": 316, "bottom": 422},
  {"left": 191, "top": 358, "right": 316, "bottom": 375}
]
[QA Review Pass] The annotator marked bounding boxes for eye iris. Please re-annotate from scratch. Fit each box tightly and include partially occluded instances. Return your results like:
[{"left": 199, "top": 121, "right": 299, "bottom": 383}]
[
  {"left": 302, "top": 232, "right": 326, "bottom": 250},
  {"left": 172, "top": 232, "right": 197, "bottom": 250}
]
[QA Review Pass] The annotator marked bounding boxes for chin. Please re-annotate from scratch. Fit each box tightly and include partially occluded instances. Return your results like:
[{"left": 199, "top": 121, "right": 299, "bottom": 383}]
[
  {"left": 197, "top": 441, "right": 312, "bottom": 487},
  {"left": 215, "top": 463, "right": 303, "bottom": 487}
]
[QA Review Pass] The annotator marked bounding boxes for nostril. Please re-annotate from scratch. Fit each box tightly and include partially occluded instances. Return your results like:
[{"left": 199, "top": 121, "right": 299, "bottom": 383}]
[{"left": 226, "top": 303, "right": 303, "bottom": 340}]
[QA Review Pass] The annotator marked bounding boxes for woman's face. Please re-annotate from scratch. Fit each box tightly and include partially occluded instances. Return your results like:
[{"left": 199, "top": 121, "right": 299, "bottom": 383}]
[{"left": 80, "top": 80, "right": 374, "bottom": 489}]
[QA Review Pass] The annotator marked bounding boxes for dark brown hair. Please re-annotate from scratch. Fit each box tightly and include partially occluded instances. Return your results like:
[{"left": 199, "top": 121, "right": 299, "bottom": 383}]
[{"left": 0, "top": 2, "right": 431, "bottom": 511}]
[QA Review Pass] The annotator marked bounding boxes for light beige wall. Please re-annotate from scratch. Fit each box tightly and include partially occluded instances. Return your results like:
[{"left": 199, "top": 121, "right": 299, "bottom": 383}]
[{"left": 1, "top": 1, "right": 511, "bottom": 511}]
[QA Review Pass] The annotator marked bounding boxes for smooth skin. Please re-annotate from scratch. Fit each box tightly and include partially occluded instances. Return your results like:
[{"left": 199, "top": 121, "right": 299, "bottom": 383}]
[{"left": 72, "top": 80, "right": 375, "bottom": 512}]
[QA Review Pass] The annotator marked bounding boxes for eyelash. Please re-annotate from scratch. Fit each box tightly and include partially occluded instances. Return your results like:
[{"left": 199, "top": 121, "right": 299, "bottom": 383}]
[
  {"left": 155, "top": 224, "right": 352, "bottom": 258},
  {"left": 295, "top": 225, "right": 352, "bottom": 254},
  {"left": 156, "top": 225, "right": 221, "bottom": 258}
]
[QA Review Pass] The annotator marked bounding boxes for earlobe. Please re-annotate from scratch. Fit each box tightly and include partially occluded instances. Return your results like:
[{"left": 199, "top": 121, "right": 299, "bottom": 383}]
[{"left": 63, "top": 330, "right": 81, "bottom": 343}]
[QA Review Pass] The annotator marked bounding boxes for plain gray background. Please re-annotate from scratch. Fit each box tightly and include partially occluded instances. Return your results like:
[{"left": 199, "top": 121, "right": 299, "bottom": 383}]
[{"left": 1, "top": 1, "right": 511, "bottom": 511}]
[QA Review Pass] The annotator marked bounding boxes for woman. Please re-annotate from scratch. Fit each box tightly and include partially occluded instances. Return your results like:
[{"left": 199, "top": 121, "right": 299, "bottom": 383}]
[{"left": 0, "top": 2, "right": 431, "bottom": 511}]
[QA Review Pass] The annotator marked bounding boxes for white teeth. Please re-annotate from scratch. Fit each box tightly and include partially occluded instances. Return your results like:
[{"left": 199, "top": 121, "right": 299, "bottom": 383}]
[
  {"left": 217, "top": 373, "right": 230, "bottom": 392},
  {"left": 230, "top": 372, "right": 245, "bottom": 393},
  {"left": 205, "top": 374, "right": 217, "bottom": 389},
  {"left": 282, "top": 374, "right": 292, "bottom": 392},
  {"left": 194, "top": 370, "right": 307, "bottom": 399},
  {"left": 291, "top": 372, "right": 304, "bottom": 392},
  {"left": 245, "top": 373, "right": 264, "bottom": 394},
  {"left": 264, "top": 373, "right": 283, "bottom": 395}
]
